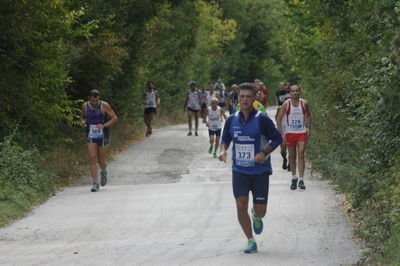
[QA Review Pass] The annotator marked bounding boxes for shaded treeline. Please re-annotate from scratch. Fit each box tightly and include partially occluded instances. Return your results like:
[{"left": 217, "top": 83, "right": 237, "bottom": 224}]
[{"left": 0, "top": 0, "right": 289, "bottom": 147}]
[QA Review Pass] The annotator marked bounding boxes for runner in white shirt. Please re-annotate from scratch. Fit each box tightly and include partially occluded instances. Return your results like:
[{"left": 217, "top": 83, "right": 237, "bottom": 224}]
[
  {"left": 183, "top": 81, "right": 201, "bottom": 136},
  {"left": 142, "top": 81, "right": 160, "bottom": 137},
  {"left": 204, "top": 98, "right": 227, "bottom": 158},
  {"left": 277, "top": 85, "right": 312, "bottom": 190}
]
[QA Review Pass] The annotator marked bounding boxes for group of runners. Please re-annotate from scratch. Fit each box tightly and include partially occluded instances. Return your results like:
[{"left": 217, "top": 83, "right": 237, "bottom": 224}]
[{"left": 79, "top": 79, "right": 311, "bottom": 253}]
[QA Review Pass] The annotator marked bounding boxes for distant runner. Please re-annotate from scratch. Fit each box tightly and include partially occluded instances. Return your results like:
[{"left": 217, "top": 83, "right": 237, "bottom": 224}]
[
  {"left": 204, "top": 98, "right": 227, "bottom": 158},
  {"left": 275, "top": 82, "right": 288, "bottom": 107},
  {"left": 276, "top": 85, "right": 312, "bottom": 190},
  {"left": 207, "top": 84, "right": 220, "bottom": 107},
  {"left": 275, "top": 82, "right": 291, "bottom": 170},
  {"left": 142, "top": 81, "right": 160, "bottom": 137},
  {"left": 200, "top": 85, "right": 209, "bottom": 120},
  {"left": 183, "top": 81, "right": 201, "bottom": 136},
  {"left": 257, "top": 82, "right": 269, "bottom": 107},
  {"left": 80, "top": 89, "right": 118, "bottom": 192},
  {"left": 219, "top": 83, "right": 282, "bottom": 253},
  {"left": 228, "top": 84, "right": 239, "bottom": 114}
]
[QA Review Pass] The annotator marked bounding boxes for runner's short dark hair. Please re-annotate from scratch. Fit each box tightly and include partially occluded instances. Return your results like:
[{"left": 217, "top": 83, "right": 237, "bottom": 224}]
[
  {"left": 89, "top": 89, "right": 100, "bottom": 97},
  {"left": 238, "top": 82, "right": 256, "bottom": 96},
  {"left": 147, "top": 80, "right": 154, "bottom": 86}
]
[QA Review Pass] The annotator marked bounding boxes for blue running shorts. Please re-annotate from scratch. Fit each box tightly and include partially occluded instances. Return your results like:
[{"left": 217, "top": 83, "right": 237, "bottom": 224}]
[{"left": 232, "top": 171, "right": 270, "bottom": 204}]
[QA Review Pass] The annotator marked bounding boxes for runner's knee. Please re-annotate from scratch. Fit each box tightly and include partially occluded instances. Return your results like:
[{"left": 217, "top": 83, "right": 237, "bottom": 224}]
[
  {"left": 89, "top": 154, "right": 97, "bottom": 164},
  {"left": 236, "top": 198, "right": 248, "bottom": 213}
]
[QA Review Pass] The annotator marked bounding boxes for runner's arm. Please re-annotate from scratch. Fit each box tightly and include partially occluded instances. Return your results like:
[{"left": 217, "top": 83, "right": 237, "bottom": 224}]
[
  {"left": 142, "top": 92, "right": 146, "bottom": 105},
  {"left": 221, "top": 108, "right": 227, "bottom": 121},
  {"left": 219, "top": 116, "right": 232, "bottom": 162},
  {"left": 80, "top": 103, "right": 87, "bottom": 127},
  {"left": 259, "top": 115, "right": 282, "bottom": 157},
  {"left": 183, "top": 92, "right": 189, "bottom": 111},
  {"left": 276, "top": 101, "right": 287, "bottom": 133},
  {"left": 102, "top": 102, "right": 118, "bottom": 128},
  {"left": 304, "top": 100, "right": 312, "bottom": 134},
  {"left": 204, "top": 108, "right": 209, "bottom": 126},
  {"left": 156, "top": 90, "right": 160, "bottom": 106}
]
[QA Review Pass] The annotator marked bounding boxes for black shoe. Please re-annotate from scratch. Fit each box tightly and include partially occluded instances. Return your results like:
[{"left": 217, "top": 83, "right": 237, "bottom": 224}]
[
  {"left": 282, "top": 158, "right": 288, "bottom": 170},
  {"left": 290, "top": 179, "right": 297, "bottom": 190},
  {"left": 195, "top": 132, "right": 198, "bottom": 136},
  {"left": 287, "top": 163, "right": 291, "bottom": 171},
  {"left": 298, "top": 180, "right": 306, "bottom": 190},
  {"left": 100, "top": 171, "right": 107, "bottom": 186},
  {"left": 187, "top": 132, "right": 192, "bottom": 136}
]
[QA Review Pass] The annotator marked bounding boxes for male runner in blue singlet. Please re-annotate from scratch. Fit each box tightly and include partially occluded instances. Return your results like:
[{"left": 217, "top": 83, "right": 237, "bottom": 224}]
[
  {"left": 219, "top": 83, "right": 282, "bottom": 253},
  {"left": 80, "top": 90, "right": 118, "bottom": 192}
]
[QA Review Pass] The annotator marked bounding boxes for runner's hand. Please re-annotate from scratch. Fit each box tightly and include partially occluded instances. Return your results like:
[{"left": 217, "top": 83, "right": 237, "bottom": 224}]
[
  {"left": 80, "top": 120, "right": 87, "bottom": 127},
  {"left": 97, "top": 124, "right": 105, "bottom": 129},
  {"left": 218, "top": 152, "right": 227, "bottom": 163},
  {"left": 254, "top": 152, "right": 266, "bottom": 163}
]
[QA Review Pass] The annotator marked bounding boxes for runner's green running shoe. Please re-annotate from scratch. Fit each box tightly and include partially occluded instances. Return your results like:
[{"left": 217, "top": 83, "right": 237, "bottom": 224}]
[
  {"left": 208, "top": 146, "right": 213, "bottom": 154},
  {"left": 100, "top": 170, "right": 107, "bottom": 186},
  {"left": 251, "top": 208, "right": 263, "bottom": 234},
  {"left": 213, "top": 152, "right": 217, "bottom": 158},
  {"left": 243, "top": 239, "right": 258, "bottom": 253}
]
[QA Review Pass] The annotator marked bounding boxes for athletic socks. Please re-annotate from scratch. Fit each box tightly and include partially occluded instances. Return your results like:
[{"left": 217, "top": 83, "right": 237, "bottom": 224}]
[{"left": 292, "top": 176, "right": 298, "bottom": 180}]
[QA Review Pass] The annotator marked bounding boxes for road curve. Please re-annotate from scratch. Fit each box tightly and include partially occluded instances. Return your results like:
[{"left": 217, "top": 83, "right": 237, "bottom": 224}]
[{"left": 0, "top": 107, "right": 361, "bottom": 266}]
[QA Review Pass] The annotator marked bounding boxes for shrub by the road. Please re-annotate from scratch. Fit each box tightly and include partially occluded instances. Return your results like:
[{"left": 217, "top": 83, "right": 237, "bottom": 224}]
[{"left": 0, "top": 137, "right": 55, "bottom": 226}]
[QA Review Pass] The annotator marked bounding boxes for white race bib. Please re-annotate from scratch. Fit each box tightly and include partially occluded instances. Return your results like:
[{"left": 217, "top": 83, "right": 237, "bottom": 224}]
[
  {"left": 235, "top": 144, "right": 255, "bottom": 167},
  {"left": 289, "top": 114, "right": 304, "bottom": 129},
  {"left": 89, "top": 125, "right": 103, "bottom": 138}
]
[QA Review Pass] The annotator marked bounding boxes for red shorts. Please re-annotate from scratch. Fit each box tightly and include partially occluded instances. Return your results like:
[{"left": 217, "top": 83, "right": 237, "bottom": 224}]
[{"left": 285, "top": 133, "right": 307, "bottom": 147}]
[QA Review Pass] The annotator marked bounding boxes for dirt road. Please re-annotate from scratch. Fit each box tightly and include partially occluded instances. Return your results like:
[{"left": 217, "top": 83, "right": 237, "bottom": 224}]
[{"left": 0, "top": 107, "right": 361, "bottom": 265}]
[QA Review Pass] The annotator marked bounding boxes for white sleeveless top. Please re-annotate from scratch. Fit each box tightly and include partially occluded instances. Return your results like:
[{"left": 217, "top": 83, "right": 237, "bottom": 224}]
[
  {"left": 145, "top": 91, "right": 157, "bottom": 108},
  {"left": 187, "top": 90, "right": 200, "bottom": 110},
  {"left": 285, "top": 99, "right": 306, "bottom": 133},
  {"left": 208, "top": 106, "right": 222, "bottom": 131}
]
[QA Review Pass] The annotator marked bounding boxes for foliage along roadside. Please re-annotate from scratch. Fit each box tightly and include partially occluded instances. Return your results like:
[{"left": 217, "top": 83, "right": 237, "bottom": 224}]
[{"left": 283, "top": 1, "right": 400, "bottom": 264}]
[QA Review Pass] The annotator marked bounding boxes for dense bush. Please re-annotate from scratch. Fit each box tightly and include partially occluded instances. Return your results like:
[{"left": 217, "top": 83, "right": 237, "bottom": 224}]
[
  {"left": 284, "top": 0, "right": 400, "bottom": 263},
  {"left": 0, "top": 137, "right": 55, "bottom": 226}
]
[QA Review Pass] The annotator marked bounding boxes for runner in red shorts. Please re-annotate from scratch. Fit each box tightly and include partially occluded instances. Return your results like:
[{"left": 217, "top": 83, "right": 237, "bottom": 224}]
[{"left": 276, "top": 85, "right": 312, "bottom": 190}]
